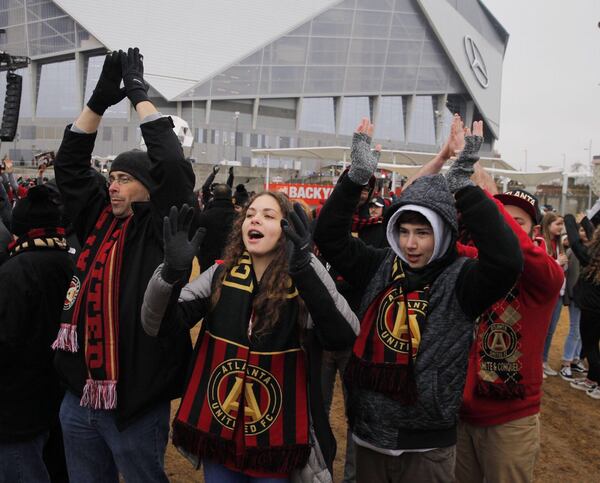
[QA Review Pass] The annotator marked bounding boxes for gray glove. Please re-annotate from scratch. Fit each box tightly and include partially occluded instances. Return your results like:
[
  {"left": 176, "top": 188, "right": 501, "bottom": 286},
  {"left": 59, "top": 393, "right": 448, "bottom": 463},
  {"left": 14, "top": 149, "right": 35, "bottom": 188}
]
[
  {"left": 445, "top": 135, "right": 483, "bottom": 193},
  {"left": 348, "top": 132, "right": 380, "bottom": 185}
]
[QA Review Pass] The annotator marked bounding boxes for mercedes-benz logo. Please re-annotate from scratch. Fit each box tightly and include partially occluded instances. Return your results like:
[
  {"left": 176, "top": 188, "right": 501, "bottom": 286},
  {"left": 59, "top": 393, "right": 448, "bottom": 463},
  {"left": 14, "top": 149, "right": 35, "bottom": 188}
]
[{"left": 464, "top": 36, "right": 489, "bottom": 89}]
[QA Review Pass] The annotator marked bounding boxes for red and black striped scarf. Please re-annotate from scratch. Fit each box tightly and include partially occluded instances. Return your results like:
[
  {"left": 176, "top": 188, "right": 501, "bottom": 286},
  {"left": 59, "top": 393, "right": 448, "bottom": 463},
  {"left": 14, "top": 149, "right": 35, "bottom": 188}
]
[
  {"left": 52, "top": 206, "right": 131, "bottom": 410},
  {"left": 173, "top": 252, "right": 310, "bottom": 474},
  {"left": 351, "top": 213, "right": 383, "bottom": 235},
  {"left": 8, "top": 227, "right": 68, "bottom": 256},
  {"left": 345, "top": 257, "right": 429, "bottom": 404}
]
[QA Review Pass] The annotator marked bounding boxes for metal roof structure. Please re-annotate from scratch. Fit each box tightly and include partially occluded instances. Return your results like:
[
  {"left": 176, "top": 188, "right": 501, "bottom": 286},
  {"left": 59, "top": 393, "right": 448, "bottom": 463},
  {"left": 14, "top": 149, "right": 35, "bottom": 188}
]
[{"left": 53, "top": 0, "right": 341, "bottom": 100}]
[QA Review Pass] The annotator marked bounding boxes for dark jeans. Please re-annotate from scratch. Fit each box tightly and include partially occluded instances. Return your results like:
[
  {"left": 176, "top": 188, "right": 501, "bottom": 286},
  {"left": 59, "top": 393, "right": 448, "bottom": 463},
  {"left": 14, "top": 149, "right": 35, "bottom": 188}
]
[
  {"left": 355, "top": 444, "right": 455, "bottom": 483},
  {"left": 580, "top": 310, "right": 600, "bottom": 383},
  {"left": 59, "top": 391, "right": 170, "bottom": 483},
  {"left": 203, "top": 461, "right": 288, "bottom": 482},
  {"left": 321, "top": 348, "right": 355, "bottom": 482},
  {"left": 0, "top": 432, "right": 50, "bottom": 483}
]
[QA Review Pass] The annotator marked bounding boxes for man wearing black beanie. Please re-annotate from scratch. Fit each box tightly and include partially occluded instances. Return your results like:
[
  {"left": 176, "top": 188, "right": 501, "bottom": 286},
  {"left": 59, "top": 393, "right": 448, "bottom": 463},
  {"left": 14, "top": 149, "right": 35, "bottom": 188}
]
[
  {"left": 51, "top": 48, "right": 195, "bottom": 482},
  {"left": 0, "top": 185, "right": 73, "bottom": 483}
]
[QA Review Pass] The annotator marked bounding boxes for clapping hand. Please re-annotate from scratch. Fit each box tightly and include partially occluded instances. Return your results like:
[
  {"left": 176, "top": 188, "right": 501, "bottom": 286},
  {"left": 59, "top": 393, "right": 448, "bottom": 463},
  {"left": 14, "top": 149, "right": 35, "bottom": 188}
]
[
  {"left": 348, "top": 118, "right": 382, "bottom": 185},
  {"left": 281, "top": 203, "right": 312, "bottom": 272},
  {"left": 121, "top": 47, "right": 149, "bottom": 107},
  {"left": 87, "top": 51, "right": 126, "bottom": 116},
  {"left": 445, "top": 120, "right": 484, "bottom": 193},
  {"left": 161, "top": 204, "right": 206, "bottom": 283}
]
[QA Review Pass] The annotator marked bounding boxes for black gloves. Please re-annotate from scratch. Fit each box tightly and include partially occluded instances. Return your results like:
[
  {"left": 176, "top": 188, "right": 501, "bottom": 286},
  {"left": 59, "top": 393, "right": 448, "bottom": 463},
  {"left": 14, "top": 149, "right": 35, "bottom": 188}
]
[
  {"left": 281, "top": 203, "right": 312, "bottom": 272},
  {"left": 87, "top": 51, "right": 126, "bottom": 116},
  {"left": 212, "top": 165, "right": 220, "bottom": 175},
  {"left": 121, "top": 47, "right": 149, "bottom": 107},
  {"left": 162, "top": 204, "right": 206, "bottom": 284}
]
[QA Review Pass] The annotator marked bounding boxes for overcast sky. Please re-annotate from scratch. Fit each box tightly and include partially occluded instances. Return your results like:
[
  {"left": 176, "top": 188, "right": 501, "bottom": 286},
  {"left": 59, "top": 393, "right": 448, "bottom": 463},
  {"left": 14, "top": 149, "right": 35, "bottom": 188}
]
[{"left": 481, "top": 0, "right": 600, "bottom": 173}]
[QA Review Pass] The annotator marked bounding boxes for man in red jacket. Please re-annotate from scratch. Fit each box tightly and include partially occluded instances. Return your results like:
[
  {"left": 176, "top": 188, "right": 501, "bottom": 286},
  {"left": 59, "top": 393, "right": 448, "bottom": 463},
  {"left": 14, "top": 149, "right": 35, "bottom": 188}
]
[{"left": 456, "top": 187, "right": 564, "bottom": 483}]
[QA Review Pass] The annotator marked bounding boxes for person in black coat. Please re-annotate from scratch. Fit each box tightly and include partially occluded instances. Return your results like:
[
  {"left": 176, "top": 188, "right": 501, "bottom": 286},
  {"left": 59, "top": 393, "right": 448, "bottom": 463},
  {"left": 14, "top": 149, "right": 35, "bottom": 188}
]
[
  {"left": 0, "top": 185, "right": 74, "bottom": 483},
  {"left": 196, "top": 183, "right": 236, "bottom": 272},
  {"left": 51, "top": 48, "right": 195, "bottom": 482}
]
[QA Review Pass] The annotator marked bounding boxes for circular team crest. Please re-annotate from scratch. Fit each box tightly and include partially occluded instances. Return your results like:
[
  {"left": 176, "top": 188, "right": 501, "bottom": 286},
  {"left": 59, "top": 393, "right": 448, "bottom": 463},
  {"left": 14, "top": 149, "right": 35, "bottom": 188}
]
[
  {"left": 482, "top": 323, "right": 518, "bottom": 360},
  {"left": 208, "top": 359, "right": 282, "bottom": 436},
  {"left": 63, "top": 276, "right": 81, "bottom": 311},
  {"left": 376, "top": 290, "right": 425, "bottom": 354}
]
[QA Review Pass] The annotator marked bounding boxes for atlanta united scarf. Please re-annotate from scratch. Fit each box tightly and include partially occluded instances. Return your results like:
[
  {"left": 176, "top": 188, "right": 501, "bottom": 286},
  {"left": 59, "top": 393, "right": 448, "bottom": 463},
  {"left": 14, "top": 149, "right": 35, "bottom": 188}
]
[
  {"left": 8, "top": 227, "right": 68, "bottom": 256},
  {"left": 52, "top": 206, "right": 131, "bottom": 409},
  {"left": 475, "top": 285, "right": 526, "bottom": 399},
  {"left": 172, "top": 252, "right": 310, "bottom": 474},
  {"left": 345, "top": 257, "right": 429, "bottom": 404}
]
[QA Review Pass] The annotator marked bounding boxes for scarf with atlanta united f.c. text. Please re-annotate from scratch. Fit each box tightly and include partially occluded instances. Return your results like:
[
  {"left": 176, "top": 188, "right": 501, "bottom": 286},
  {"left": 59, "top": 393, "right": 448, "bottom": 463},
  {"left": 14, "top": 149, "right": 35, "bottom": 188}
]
[
  {"left": 172, "top": 252, "right": 310, "bottom": 475},
  {"left": 344, "top": 257, "right": 430, "bottom": 405}
]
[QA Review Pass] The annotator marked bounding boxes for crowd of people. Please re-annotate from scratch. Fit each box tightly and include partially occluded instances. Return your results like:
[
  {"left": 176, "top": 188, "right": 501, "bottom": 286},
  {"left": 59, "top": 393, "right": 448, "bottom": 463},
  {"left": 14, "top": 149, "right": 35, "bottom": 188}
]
[{"left": 0, "top": 47, "right": 597, "bottom": 483}]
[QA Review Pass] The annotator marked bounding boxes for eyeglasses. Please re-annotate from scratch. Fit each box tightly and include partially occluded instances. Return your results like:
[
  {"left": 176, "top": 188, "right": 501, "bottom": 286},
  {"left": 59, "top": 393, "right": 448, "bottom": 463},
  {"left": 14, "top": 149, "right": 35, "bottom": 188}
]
[{"left": 108, "top": 175, "right": 134, "bottom": 185}]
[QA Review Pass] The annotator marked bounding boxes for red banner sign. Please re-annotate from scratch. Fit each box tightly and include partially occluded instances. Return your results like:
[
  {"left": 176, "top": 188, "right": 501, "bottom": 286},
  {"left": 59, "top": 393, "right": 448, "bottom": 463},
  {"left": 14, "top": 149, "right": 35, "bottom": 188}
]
[{"left": 267, "top": 183, "right": 335, "bottom": 205}]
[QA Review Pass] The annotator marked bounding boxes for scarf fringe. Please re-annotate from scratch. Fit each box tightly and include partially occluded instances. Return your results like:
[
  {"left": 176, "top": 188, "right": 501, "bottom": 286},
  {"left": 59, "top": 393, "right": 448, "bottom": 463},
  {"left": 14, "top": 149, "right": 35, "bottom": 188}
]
[
  {"left": 80, "top": 379, "right": 117, "bottom": 409},
  {"left": 344, "top": 353, "right": 417, "bottom": 405},
  {"left": 51, "top": 323, "right": 79, "bottom": 352},
  {"left": 476, "top": 380, "right": 526, "bottom": 400},
  {"left": 173, "top": 419, "right": 310, "bottom": 473}
]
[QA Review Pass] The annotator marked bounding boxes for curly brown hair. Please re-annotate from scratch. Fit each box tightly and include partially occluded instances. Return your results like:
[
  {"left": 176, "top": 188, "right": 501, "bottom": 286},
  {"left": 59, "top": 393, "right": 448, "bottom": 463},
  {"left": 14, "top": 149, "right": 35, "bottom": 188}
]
[
  {"left": 211, "top": 191, "right": 307, "bottom": 339},
  {"left": 581, "top": 225, "right": 600, "bottom": 285}
]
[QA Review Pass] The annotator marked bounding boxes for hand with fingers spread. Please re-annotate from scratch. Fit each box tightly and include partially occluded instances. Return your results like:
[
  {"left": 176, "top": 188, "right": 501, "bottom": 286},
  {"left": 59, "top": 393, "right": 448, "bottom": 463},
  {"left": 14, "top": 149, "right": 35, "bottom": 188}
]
[
  {"left": 281, "top": 203, "right": 313, "bottom": 272},
  {"left": 445, "top": 120, "right": 484, "bottom": 194},
  {"left": 121, "top": 47, "right": 149, "bottom": 107},
  {"left": 162, "top": 204, "right": 206, "bottom": 283},
  {"left": 87, "top": 51, "right": 126, "bottom": 115},
  {"left": 349, "top": 117, "right": 382, "bottom": 185}
]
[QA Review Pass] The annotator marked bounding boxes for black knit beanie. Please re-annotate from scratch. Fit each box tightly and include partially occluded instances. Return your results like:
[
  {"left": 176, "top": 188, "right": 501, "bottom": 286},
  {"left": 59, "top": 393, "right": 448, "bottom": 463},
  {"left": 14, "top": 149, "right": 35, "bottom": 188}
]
[
  {"left": 110, "top": 149, "right": 154, "bottom": 191},
  {"left": 11, "top": 185, "right": 62, "bottom": 236},
  {"left": 234, "top": 183, "right": 249, "bottom": 207}
]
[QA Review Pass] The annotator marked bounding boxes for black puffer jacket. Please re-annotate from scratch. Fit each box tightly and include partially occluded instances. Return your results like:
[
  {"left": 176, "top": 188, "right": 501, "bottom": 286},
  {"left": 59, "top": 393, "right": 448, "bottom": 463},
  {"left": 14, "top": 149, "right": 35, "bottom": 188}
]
[{"left": 53, "top": 117, "right": 196, "bottom": 430}]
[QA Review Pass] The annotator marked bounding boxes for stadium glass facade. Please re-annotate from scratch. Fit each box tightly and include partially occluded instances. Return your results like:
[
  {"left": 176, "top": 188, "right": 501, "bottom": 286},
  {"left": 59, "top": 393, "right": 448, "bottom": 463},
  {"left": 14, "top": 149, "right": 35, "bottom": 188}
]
[{"left": 0, "top": 0, "right": 507, "bottom": 174}]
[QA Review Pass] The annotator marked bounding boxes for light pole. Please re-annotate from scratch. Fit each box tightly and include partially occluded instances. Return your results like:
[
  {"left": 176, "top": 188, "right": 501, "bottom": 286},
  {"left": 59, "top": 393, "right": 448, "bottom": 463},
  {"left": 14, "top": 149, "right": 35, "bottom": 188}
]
[
  {"left": 584, "top": 140, "right": 593, "bottom": 209},
  {"left": 233, "top": 111, "right": 240, "bottom": 162}
]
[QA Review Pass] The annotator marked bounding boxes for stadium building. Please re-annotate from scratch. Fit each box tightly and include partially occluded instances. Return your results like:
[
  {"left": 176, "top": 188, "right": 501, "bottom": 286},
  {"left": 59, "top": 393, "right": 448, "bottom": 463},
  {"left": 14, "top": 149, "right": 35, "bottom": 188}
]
[{"left": 0, "top": 0, "right": 508, "bottom": 175}]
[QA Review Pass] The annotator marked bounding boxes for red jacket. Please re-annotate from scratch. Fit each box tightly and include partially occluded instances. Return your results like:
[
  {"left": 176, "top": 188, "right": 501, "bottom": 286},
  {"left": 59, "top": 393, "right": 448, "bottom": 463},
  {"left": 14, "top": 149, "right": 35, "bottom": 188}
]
[{"left": 459, "top": 192, "right": 564, "bottom": 426}]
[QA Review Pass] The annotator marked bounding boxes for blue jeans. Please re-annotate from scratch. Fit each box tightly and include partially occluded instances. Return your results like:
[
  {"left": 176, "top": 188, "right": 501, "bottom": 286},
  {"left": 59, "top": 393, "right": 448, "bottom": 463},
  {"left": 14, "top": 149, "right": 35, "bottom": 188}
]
[
  {"left": 59, "top": 391, "right": 170, "bottom": 483},
  {"left": 543, "top": 297, "right": 563, "bottom": 363},
  {"left": 562, "top": 303, "right": 582, "bottom": 362},
  {"left": 0, "top": 432, "right": 50, "bottom": 483},
  {"left": 203, "top": 461, "right": 289, "bottom": 483}
]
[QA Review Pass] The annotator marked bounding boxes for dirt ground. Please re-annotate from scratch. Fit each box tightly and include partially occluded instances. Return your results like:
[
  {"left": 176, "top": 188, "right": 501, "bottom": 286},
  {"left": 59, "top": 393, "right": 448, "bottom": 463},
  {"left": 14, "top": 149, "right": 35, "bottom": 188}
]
[{"left": 164, "top": 306, "right": 600, "bottom": 482}]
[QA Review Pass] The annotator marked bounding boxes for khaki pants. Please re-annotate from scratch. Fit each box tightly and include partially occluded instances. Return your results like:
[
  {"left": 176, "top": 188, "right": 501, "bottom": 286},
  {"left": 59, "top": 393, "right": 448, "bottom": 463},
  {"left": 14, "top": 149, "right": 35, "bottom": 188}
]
[
  {"left": 355, "top": 444, "right": 455, "bottom": 483},
  {"left": 455, "top": 414, "right": 540, "bottom": 483}
]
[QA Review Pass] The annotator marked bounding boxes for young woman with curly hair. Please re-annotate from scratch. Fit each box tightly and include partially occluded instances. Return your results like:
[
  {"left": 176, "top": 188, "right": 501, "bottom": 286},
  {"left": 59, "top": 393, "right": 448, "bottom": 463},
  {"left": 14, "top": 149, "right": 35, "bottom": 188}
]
[
  {"left": 564, "top": 213, "right": 600, "bottom": 399},
  {"left": 141, "top": 193, "right": 359, "bottom": 482},
  {"left": 540, "top": 212, "right": 568, "bottom": 376}
]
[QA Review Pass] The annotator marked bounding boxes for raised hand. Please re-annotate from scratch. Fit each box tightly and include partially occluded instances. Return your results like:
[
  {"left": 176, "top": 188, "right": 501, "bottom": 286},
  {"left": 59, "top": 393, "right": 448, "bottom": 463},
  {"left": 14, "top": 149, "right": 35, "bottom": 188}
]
[
  {"left": 445, "top": 120, "right": 484, "bottom": 194},
  {"left": 121, "top": 47, "right": 149, "bottom": 107},
  {"left": 212, "top": 165, "right": 220, "bottom": 175},
  {"left": 349, "top": 117, "right": 382, "bottom": 185},
  {"left": 281, "top": 203, "right": 312, "bottom": 272},
  {"left": 86, "top": 51, "right": 126, "bottom": 116},
  {"left": 161, "top": 204, "right": 206, "bottom": 283}
]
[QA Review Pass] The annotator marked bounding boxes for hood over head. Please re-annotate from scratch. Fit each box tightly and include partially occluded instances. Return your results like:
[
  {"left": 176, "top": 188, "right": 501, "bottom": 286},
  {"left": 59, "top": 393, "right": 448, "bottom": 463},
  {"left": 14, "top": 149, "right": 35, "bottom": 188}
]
[{"left": 385, "top": 174, "right": 458, "bottom": 265}]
